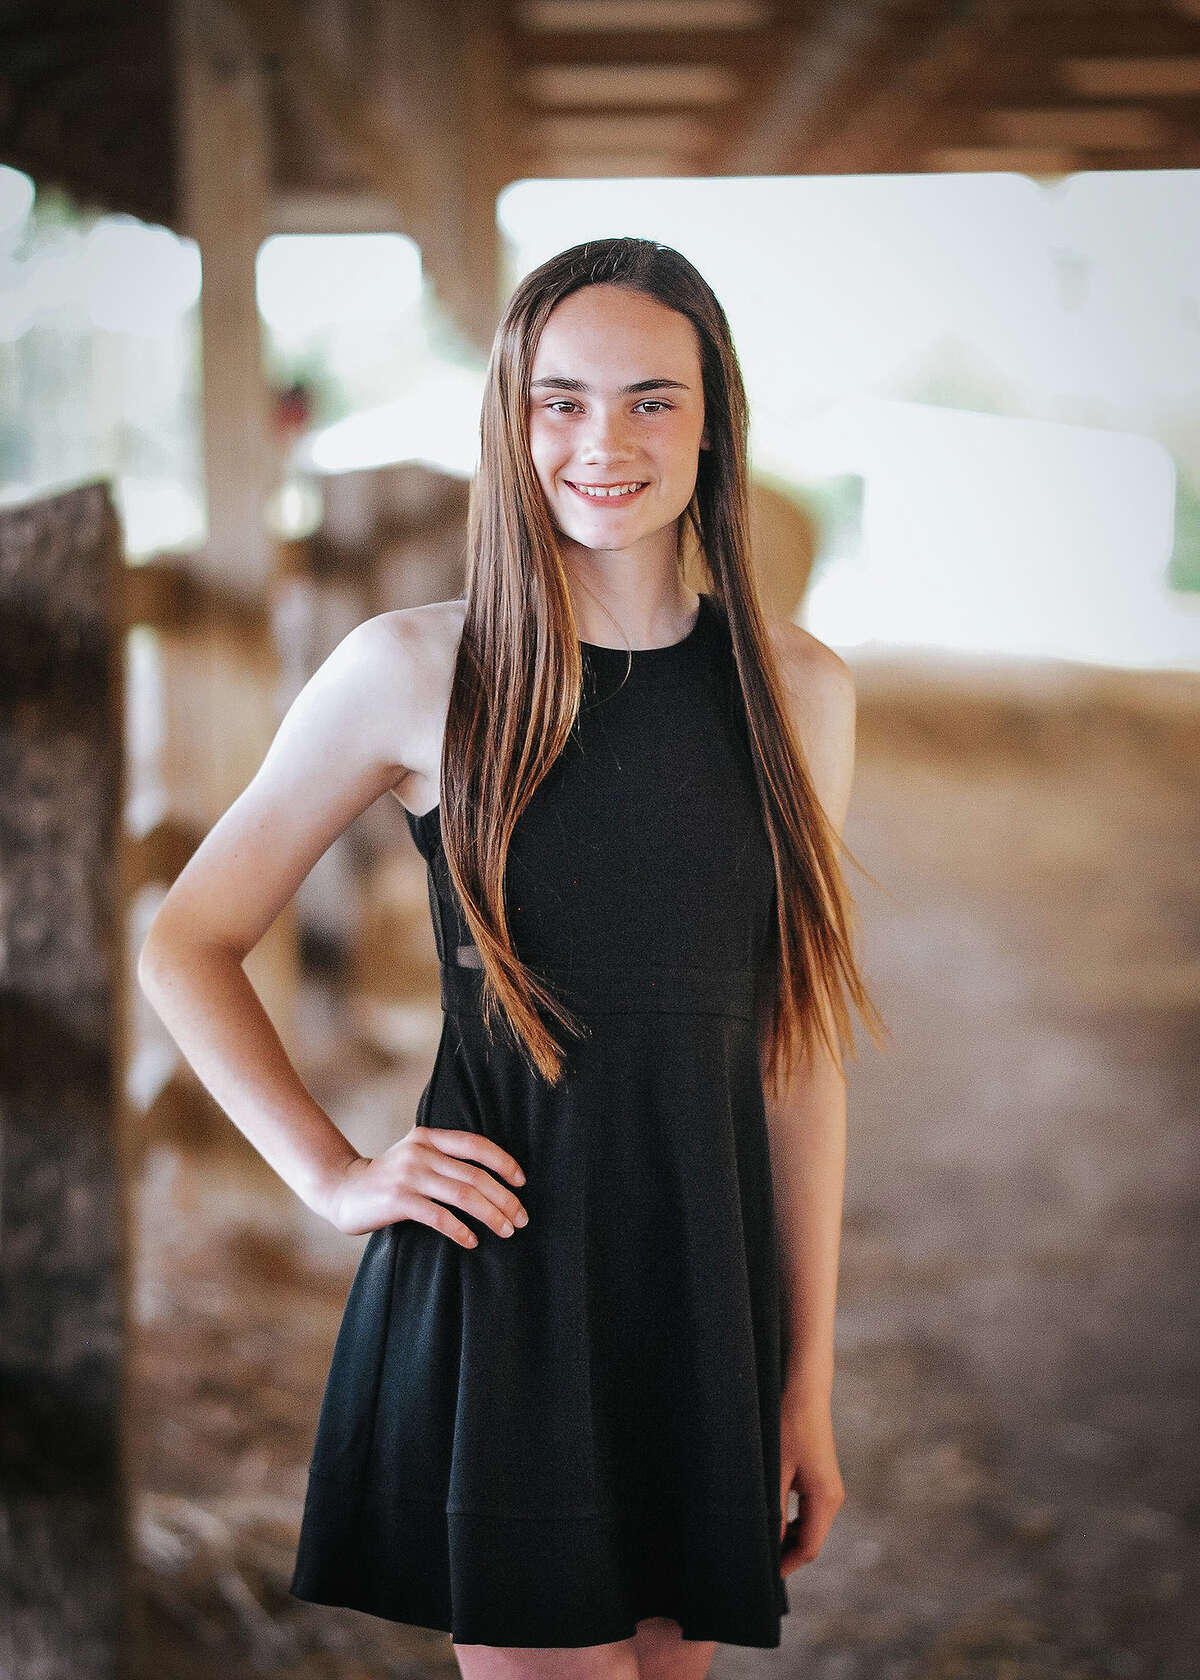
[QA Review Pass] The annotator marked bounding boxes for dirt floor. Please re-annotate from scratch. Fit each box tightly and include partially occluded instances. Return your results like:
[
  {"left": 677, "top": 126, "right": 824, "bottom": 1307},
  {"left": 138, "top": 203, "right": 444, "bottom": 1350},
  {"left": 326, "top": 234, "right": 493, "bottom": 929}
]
[{"left": 127, "top": 656, "right": 1200, "bottom": 1679}]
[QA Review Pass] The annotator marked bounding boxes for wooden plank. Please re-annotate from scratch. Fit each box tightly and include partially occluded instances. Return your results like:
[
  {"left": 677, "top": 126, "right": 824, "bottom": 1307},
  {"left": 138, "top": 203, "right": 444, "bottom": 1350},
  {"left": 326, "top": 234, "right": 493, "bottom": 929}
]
[
  {"left": 985, "top": 104, "right": 1174, "bottom": 148},
  {"left": 521, "top": 61, "right": 742, "bottom": 105},
  {"left": 1061, "top": 56, "right": 1200, "bottom": 97},
  {"left": 121, "top": 556, "right": 272, "bottom": 639},
  {"left": 520, "top": 149, "right": 693, "bottom": 175},
  {"left": 530, "top": 110, "right": 716, "bottom": 149},
  {"left": 505, "top": 25, "right": 780, "bottom": 69},
  {"left": 513, "top": 0, "right": 771, "bottom": 31}
]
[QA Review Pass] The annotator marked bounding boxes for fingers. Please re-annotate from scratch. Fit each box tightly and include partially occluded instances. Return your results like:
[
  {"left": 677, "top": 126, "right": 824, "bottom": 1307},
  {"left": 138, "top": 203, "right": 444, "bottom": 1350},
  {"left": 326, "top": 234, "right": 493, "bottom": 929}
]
[
  {"left": 780, "top": 1511, "right": 824, "bottom": 1570},
  {"left": 406, "top": 1153, "right": 529, "bottom": 1245},
  {"left": 392, "top": 1186, "right": 484, "bottom": 1250},
  {"left": 335, "top": 1130, "right": 530, "bottom": 1246},
  {"left": 778, "top": 1486, "right": 845, "bottom": 1574},
  {"left": 393, "top": 1128, "right": 529, "bottom": 1250},
  {"left": 415, "top": 1124, "right": 525, "bottom": 1187}
]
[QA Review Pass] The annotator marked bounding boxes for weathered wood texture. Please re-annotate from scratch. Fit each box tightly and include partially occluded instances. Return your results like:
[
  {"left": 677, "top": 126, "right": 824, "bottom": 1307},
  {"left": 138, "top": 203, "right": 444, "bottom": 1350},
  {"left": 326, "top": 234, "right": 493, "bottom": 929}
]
[{"left": 0, "top": 480, "right": 133, "bottom": 1679}]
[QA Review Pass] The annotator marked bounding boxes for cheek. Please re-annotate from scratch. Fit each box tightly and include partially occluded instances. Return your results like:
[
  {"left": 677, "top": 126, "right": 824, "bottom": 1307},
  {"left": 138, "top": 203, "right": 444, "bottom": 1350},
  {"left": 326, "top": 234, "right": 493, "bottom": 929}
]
[
  {"left": 527, "top": 420, "right": 564, "bottom": 473},
  {"left": 525, "top": 428, "right": 554, "bottom": 483},
  {"left": 664, "top": 422, "right": 705, "bottom": 472}
]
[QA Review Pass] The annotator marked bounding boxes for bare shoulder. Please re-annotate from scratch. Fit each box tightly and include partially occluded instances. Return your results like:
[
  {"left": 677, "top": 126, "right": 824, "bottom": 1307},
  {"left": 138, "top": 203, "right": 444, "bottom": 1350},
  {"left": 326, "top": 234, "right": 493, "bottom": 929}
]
[
  {"left": 763, "top": 618, "right": 857, "bottom": 833},
  {"left": 765, "top": 618, "right": 855, "bottom": 712},
  {"left": 370, "top": 595, "right": 467, "bottom": 668},
  {"left": 363, "top": 597, "right": 467, "bottom": 808}
]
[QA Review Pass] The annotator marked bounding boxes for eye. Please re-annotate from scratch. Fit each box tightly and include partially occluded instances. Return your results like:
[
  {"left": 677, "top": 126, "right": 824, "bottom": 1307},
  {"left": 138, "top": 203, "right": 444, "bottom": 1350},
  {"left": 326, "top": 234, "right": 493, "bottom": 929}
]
[{"left": 635, "top": 400, "right": 673, "bottom": 413}]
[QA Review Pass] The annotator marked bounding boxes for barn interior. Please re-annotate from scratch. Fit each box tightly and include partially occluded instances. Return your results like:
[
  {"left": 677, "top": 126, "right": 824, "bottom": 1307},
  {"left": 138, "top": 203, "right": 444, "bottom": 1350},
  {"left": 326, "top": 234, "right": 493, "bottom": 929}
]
[{"left": 2, "top": 2, "right": 1200, "bottom": 1677}]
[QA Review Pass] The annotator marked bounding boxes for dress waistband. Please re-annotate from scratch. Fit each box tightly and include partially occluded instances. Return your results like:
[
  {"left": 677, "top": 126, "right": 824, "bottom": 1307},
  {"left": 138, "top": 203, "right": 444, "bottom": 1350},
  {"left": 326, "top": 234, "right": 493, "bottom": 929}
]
[{"left": 438, "top": 960, "right": 760, "bottom": 1022}]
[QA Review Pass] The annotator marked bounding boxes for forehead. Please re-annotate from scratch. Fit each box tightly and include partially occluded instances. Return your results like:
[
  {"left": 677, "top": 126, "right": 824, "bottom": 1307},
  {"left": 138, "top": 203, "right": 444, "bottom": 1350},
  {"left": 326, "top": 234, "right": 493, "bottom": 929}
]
[{"left": 531, "top": 285, "right": 701, "bottom": 379}]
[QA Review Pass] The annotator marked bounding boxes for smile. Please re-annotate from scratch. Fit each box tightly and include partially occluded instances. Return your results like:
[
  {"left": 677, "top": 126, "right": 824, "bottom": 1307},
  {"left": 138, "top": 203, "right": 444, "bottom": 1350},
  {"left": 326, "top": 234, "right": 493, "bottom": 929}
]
[{"left": 565, "top": 480, "right": 649, "bottom": 503}]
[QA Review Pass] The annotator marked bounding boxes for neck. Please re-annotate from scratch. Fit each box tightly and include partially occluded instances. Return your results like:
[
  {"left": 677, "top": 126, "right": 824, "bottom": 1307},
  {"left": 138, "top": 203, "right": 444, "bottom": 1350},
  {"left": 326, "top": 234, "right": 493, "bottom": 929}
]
[{"left": 557, "top": 537, "right": 695, "bottom": 648}]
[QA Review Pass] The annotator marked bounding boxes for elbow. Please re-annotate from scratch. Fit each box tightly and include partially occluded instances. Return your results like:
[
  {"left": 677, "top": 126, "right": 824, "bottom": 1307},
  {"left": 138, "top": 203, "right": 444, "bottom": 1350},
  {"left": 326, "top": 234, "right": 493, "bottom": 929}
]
[
  {"left": 137, "top": 912, "right": 245, "bottom": 998},
  {"left": 136, "top": 923, "right": 171, "bottom": 1001},
  {"left": 136, "top": 910, "right": 196, "bottom": 999}
]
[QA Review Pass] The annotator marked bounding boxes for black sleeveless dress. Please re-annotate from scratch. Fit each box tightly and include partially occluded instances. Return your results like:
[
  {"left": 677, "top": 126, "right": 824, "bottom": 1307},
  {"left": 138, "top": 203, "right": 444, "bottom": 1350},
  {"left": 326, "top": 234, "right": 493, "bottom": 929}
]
[{"left": 289, "top": 590, "right": 793, "bottom": 1648}]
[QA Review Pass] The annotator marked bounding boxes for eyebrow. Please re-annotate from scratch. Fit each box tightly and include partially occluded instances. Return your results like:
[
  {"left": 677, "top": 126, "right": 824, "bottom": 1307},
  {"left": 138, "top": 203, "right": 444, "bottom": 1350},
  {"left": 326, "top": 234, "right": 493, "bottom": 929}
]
[{"left": 529, "top": 376, "right": 691, "bottom": 395}]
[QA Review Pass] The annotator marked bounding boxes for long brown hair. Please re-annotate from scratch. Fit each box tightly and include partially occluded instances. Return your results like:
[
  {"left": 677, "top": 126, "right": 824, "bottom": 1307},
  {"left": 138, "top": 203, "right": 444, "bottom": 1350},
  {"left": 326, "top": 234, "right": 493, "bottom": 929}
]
[{"left": 439, "top": 235, "right": 886, "bottom": 1096}]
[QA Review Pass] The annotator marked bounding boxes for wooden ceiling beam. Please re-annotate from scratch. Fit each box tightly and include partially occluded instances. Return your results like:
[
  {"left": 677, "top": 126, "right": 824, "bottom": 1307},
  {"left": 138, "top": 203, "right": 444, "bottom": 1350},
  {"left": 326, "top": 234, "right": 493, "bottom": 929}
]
[
  {"left": 519, "top": 150, "right": 694, "bottom": 177},
  {"left": 528, "top": 111, "right": 716, "bottom": 150},
  {"left": 924, "top": 143, "right": 1083, "bottom": 173},
  {"left": 1061, "top": 56, "right": 1200, "bottom": 98},
  {"left": 640, "top": 2, "right": 1200, "bottom": 179},
  {"left": 985, "top": 103, "right": 1180, "bottom": 147},
  {"left": 931, "top": 16, "right": 1200, "bottom": 104},
  {"left": 775, "top": 2, "right": 1028, "bottom": 176},
  {"left": 918, "top": 88, "right": 1198, "bottom": 166},
  {"left": 983, "top": 11, "right": 1200, "bottom": 60},
  {"left": 712, "top": 0, "right": 960, "bottom": 177},
  {"left": 883, "top": 8, "right": 1200, "bottom": 177},
  {"left": 501, "top": 27, "right": 779, "bottom": 68},
  {"left": 516, "top": 99, "right": 734, "bottom": 123},
  {"left": 930, "top": 59, "right": 1200, "bottom": 110},
  {"left": 512, "top": 0, "right": 772, "bottom": 31},
  {"left": 520, "top": 61, "right": 743, "bottom": 105},
  {"left": 924, "top": 140, "right": 1200, "bottom": 172}
]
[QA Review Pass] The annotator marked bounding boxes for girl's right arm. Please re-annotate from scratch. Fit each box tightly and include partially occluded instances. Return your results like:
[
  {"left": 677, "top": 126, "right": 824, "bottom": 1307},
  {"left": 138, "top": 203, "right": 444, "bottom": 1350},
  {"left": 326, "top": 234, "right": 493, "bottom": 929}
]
[{"left": 137, "top": 612, "right": 528, "bottom": 1246}]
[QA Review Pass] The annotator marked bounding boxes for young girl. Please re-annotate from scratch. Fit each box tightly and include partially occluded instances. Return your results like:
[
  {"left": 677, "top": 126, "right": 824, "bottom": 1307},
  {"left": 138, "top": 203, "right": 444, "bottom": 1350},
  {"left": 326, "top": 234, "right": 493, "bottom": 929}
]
[{"left": 139, "top": 236, "right": 883, "bottom": 1679}]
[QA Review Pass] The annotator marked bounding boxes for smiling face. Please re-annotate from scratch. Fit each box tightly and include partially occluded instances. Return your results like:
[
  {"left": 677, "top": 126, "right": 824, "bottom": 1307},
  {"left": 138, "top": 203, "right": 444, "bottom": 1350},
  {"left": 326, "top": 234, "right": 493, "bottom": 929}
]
[{"left": 526, "top": 283, "right": 711, "bottom": 571}]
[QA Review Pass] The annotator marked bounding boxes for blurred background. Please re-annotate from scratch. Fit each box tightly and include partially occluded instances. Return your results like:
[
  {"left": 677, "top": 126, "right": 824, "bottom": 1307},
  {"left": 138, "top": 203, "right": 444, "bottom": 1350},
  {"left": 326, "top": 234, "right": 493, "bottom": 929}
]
[{"left": 2, "top": 2, "right": 1198, "bottom": 1677}]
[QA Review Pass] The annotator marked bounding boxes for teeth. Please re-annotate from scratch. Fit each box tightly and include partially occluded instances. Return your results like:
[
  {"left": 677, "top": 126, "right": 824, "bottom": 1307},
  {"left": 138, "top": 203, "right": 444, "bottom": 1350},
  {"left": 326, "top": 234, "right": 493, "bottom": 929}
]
[{"left": 572, "top": 481, "right": 645, "bottom": 498}]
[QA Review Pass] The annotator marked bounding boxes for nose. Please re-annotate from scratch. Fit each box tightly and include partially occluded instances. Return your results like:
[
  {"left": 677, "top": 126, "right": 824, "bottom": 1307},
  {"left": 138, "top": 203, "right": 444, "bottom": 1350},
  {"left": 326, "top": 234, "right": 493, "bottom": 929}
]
[{"left": 579, "top": 406, "right": 636, "bottom": 463}]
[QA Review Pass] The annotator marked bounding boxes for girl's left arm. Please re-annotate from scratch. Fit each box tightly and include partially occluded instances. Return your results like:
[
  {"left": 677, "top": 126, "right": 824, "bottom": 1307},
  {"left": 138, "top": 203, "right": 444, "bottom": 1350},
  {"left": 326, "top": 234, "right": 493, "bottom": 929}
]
[{"left": 761, "top": 625, "right": 858, "bottom": 1416}]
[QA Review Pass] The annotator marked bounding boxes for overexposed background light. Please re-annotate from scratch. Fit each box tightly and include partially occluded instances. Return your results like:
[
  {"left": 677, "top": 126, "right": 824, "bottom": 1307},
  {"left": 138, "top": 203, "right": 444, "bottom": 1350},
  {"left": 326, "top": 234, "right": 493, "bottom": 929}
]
[
  {"left": 2, "top": 160, "right": 1198, "bottom": 669},
  {"left": 499, "top": 170, "right": 1200, "bottom": 670},
  {"left": 85, "top": 217, "right": 202, "bottom": 335},
  {"left": 792, "top": 399, "right": 1178, "bottom": 665},
  {"left": 295, "top": 361, "right": 484, "bottom": 480},
  {"left": 256, "top": 233, "right": 423, "bottom": 340},
  {"left": 0, "top": 164, "right": 34, "bottom": 241}
]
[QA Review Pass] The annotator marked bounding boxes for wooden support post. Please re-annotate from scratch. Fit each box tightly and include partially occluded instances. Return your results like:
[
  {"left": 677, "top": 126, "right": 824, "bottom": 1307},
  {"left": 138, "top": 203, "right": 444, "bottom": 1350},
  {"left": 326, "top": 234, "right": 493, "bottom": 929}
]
[
  {"left": 0, "top": 480, "right": 132, "bottom": 1679},
  {"left": 172, "top": 0, "right": 276, "bottom": 600},
  {"left": 166, "top": 0, "right": 299, "bottom": 1070},
  {"left": 460, "top": 0, "right": 515, "bottom": 345}
]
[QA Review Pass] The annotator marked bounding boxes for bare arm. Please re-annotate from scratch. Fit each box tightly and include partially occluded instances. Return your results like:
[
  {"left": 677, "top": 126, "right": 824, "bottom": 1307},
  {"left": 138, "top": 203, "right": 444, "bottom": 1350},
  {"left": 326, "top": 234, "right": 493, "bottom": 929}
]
[
  {"left": 137, "top": 612, "right": 528, "bottom": 1244},
  {"left": 764, "top": 626, "right": 857, "bottom": 1409},
  {"left": 763, "top": 624, "right": 857, "bottom": 1570},
  {"left": 771, "top": 1005, "right": 850, "bottom": 1411}
]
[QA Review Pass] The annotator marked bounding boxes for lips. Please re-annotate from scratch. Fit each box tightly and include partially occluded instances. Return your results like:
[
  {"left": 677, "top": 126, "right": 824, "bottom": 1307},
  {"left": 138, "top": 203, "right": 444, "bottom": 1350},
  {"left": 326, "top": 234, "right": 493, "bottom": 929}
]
[{"left": 564, "top": 480, "right": 649, "bottom": 504}]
